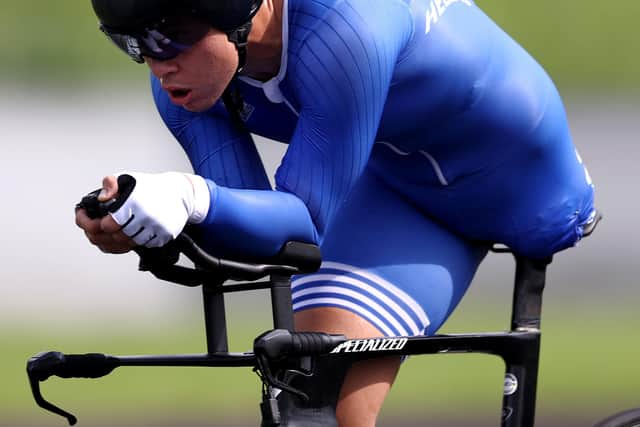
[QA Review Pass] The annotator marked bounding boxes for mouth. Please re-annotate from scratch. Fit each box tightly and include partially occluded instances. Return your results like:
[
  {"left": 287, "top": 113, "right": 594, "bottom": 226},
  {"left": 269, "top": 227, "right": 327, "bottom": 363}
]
[{"left": 165, "top": 87, "right": 193, "bottom": 105}]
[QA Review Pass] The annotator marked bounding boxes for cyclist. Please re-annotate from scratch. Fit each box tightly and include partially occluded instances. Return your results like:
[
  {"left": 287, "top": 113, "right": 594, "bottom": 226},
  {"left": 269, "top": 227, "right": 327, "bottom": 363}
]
[{"left": 76, "top": 0, "right": 596, "bottom": 425}]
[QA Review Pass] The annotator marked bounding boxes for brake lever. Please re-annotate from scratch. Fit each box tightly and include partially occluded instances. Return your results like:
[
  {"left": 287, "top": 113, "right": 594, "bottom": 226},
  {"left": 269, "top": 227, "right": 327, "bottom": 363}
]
[
  {"left": 29, "top": 378, "right": 77, "bottom": 425},
  {"left": 27, "top": 351, "right": 120, "bottom": 425},
  {"left": 27, "top": 351, "right": 78, "bottom": 424}
]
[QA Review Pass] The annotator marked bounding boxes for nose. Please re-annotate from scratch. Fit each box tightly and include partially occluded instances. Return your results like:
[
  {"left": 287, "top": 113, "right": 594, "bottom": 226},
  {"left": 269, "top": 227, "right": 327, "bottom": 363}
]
[{"left": 146, "top": 57, "right": 179, "bottom": 80}]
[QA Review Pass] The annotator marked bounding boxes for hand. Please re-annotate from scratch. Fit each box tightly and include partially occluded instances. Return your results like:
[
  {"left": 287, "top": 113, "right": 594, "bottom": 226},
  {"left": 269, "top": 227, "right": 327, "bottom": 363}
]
[
  {"left": 75, "top": 176, "right": 137, "bottom": 254},
  {"left": 77, "top": 171, "right": 211, "bottom": 251}
]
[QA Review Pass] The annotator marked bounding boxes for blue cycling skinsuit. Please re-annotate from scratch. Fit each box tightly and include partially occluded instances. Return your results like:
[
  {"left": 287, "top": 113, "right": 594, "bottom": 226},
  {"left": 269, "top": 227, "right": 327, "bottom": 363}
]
[{"left": 151, "top": 0, "right": 595, "bottom": 337}]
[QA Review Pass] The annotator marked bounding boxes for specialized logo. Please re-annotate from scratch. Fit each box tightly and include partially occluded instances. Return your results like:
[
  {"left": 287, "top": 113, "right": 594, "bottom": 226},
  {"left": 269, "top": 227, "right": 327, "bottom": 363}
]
[
  {"left": 330, "top": 337, "right": 408, "bottom": 354},
  {"left": 503, "top": 373, "right": 518, "bottom": 396},
  {"left": 425, "top": 0, "right": 473, "bottom": 35},
  {"left": 502, "top": 407, "right": 514, "bottom": 422}
]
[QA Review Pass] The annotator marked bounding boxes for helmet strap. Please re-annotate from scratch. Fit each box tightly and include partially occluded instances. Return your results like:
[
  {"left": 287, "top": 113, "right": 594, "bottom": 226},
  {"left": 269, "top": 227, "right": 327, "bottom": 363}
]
[
  {"left": 222, "top": 82, "right": 248, "bottom": 132},
  {"left": 225, "top": 21, "right": 253, "bottom": 73},
  {"left": 221, "top": 21, "right": 253, "bottom": 131}
]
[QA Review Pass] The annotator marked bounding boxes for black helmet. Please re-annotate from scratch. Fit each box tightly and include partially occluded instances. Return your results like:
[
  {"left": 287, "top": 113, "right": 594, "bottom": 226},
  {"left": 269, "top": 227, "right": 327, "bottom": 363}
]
[
  {"left": 91, "top": 0, "right": 262, "bottom": 33},
  {"left": 91, "top": 0, "right": 263, "bottom": 67}
]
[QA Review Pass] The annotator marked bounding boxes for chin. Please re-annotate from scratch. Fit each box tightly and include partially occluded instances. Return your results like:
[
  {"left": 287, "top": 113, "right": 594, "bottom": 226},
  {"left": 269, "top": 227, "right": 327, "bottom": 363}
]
[
  {"left": 183, "top": 104, "right": 205, "bottom": 113},
  {"left": 184, "top": 98, "right": 216, "bottom": 113}
]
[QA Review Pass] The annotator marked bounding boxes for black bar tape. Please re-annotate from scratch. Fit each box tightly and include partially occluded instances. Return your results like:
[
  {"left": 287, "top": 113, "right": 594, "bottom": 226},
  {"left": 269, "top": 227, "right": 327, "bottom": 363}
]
[
  {"left": 27, "top": 351, "right": 119, "bottom": 381},
  {"left": 57, "top": 354, "right": 119, "bottom": 379},
  {"left": 291, "top": 333, "right": 345, "bottom": 355}
]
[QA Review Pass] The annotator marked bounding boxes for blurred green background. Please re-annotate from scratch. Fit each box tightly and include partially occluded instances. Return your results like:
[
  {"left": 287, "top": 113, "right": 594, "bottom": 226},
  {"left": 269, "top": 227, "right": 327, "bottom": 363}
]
[
  {"left": 1, "top": 1, "right": 639, "bottom": 426},
  {"left": 4, "top": 0, "right": 640, "bottom": 89}
]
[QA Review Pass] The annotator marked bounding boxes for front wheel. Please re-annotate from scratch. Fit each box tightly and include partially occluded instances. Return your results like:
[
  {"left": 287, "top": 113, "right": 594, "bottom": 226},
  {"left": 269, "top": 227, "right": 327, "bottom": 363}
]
[{"left": 594, "top": 409, "right": 640, "bottom": 427}]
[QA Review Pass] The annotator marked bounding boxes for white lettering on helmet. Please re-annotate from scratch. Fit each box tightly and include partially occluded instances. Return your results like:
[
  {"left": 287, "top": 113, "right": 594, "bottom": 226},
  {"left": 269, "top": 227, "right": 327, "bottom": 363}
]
[{"left": 125, "top": 37, "right": 141, "bottom": 58}]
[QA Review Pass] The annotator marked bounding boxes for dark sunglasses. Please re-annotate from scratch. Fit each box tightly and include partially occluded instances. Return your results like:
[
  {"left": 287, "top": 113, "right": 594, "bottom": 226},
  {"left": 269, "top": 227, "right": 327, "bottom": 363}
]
[{"left": 100, "top": 15, "right": 211, "bottom": 63}]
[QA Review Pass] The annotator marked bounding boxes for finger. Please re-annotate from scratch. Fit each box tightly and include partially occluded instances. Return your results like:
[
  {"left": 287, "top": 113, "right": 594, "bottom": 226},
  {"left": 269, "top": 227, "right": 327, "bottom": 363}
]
[
  {"left": 100, "top": 216, "right": 137, "bottom": 248},
  {"left": 97, "top": 243, "right": 133, "bottom": 255},
  {"left": 86, "top": 231, "right": 135, "bottom": 253},
  {"left": 100, "top": 214, "right": 123, "bottom": 233},
  {"left": 85, "top": 229, "right": 117, "bottom": 246},
  {"left": 110, "top": 230, "right": 138, "bottom": 248},
  {"left": 99, "top": 175, "right": 119, "bottom": 201},
  {"left": 85, "top": 230, "right": 105, "bottom": 247},
  {"left": 75, "top": 209, "right": 103, "bottom": 234}
]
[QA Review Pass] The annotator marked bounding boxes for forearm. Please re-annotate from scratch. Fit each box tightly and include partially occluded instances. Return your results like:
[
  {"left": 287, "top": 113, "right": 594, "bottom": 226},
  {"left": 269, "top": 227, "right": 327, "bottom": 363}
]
[{"left": 195, "top": 180, "right": 320, "bottom": 259}]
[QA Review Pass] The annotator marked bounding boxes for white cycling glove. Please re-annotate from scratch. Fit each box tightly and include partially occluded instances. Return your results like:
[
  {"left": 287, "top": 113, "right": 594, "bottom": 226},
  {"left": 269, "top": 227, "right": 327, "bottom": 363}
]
[{"left": 108, "top": 171, "right": 210, "bottom": 248}]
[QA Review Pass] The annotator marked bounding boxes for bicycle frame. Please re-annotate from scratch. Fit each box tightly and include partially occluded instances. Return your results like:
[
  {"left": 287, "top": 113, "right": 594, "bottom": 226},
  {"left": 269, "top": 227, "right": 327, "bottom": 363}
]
[
  {"left": 28, "top": 251, "right": 549, "bottom": 427},
  {"left": 120, "top": 255, "right": 549, "bottom": 427},
  {"left": 318, "top": 255, "right": 550, "bottom": 427},
  {"left": 203, "top": 255, "right": 550, "bottom": 427},
  {"left": 172, "top": 252, "right": 550, "bottom": 427},
  {"left": 254, "top": 254, "right": 550, "bottom": 427},
  {"left": 27, "top": 189, "right": 602, "bottom": 427}
]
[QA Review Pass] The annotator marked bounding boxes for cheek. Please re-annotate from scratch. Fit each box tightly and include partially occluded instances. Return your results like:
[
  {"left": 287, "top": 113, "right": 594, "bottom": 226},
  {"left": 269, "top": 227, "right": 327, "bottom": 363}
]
[
  {"left": 207, "top": 40, "right": 238, "bottom": 77},
  {"left": 181, "top": 35, "right": 238, "bottom": 111},
  {"left": 200, "top": 44, "right": 238, "bottom": 90}
]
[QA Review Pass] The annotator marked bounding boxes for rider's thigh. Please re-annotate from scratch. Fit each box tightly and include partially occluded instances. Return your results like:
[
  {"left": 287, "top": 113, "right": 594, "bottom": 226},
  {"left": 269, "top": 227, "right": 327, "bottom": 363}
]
[
  {"left": 295, "top": 307, "right": 401, "bottom": 427},
  {"left": 292, "top": 167, "right": 488, "bottom": 337}
]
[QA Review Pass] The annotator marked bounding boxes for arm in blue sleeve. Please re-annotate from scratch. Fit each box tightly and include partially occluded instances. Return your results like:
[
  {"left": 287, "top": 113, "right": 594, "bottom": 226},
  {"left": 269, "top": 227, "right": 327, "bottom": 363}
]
[
  {"left": 152, "top": 75, "right": 318, "bottom": 257},
  {"left": 203, "top": 1, "right": 412, "bottom": 257},
  {"left": 276, "top": 1, "right": 413, "bottom": 236},
  {"left": 199, "top": 180, "right": 319, "bottom": 259},
  {"left": 151, "top": 75, "right": 271, "bottom": 190},
  {"left": 152, "top": 3, "right": 412, "bottom": 259}
]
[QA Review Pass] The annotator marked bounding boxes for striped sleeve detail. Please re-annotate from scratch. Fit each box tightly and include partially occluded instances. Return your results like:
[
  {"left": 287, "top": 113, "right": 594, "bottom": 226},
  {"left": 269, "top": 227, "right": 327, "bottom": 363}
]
[{"left": 292, "top": 261, "right": 430, "bottom": 337}]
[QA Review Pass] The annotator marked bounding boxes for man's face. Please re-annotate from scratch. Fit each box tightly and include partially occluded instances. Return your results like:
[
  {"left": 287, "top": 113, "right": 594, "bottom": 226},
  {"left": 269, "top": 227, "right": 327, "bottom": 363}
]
[{"left": 146, "top": 28, "right": 238, "bottom": 112}]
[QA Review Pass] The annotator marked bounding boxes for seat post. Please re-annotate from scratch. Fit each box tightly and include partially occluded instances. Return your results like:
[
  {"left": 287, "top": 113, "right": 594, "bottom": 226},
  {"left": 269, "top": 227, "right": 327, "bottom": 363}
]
[
  {"left": 498, "top": 254, "right": 552, "bottom": 427},
  {"left": 510, "top": 255, "right": 552, "bottom": 331}
]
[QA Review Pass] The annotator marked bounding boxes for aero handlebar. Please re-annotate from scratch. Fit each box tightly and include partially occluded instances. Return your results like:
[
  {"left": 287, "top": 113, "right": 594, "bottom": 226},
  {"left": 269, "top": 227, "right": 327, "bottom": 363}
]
[{"left": 27, "top": 188, "right": 334, "bottom": 425}]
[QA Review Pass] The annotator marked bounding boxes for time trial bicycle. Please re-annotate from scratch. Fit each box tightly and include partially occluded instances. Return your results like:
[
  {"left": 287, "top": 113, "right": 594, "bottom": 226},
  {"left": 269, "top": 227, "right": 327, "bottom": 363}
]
[{"left": 26, "top": 195, "right": 637, "bottom": 427}]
